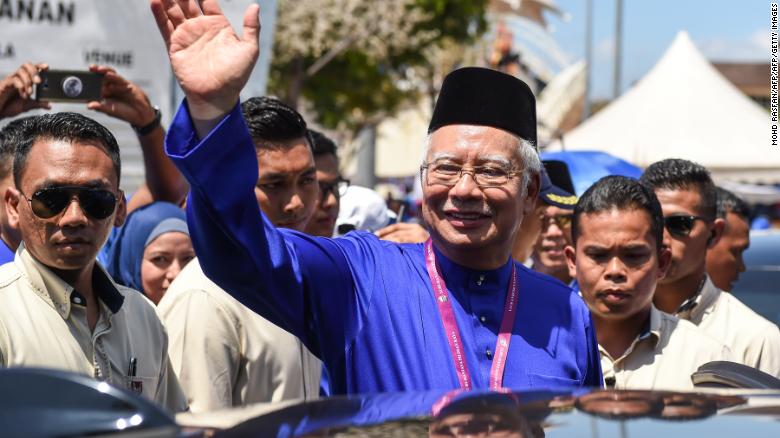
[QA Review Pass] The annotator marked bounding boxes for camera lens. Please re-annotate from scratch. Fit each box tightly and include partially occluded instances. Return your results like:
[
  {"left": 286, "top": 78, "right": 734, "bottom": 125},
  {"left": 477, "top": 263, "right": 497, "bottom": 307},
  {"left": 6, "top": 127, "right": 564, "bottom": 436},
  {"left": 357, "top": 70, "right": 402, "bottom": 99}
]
[{"left": 61, "top": 76, "right": 83, "bottom": 98}]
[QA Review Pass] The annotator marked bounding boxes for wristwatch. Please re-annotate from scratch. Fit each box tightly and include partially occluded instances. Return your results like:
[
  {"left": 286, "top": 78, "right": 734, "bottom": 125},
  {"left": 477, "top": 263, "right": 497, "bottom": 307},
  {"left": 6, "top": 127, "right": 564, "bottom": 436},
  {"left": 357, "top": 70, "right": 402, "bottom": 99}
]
[{"left": 133, "top": 106, "right": 161, "bottom": 136}]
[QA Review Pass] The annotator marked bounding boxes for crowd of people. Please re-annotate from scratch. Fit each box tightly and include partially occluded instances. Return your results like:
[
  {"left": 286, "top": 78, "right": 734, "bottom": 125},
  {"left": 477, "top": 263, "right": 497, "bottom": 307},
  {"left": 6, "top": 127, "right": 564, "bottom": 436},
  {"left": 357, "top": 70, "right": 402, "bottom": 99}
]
[{"left": 0, "top": 0, "right": 777, "bottom": 418}]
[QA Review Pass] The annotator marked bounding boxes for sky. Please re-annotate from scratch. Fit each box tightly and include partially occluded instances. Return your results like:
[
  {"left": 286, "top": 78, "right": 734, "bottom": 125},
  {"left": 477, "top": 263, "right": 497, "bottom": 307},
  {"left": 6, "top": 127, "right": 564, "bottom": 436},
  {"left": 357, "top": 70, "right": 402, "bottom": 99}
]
[{"left": 544, "top": 0, "right": 771, "bottom": 99}]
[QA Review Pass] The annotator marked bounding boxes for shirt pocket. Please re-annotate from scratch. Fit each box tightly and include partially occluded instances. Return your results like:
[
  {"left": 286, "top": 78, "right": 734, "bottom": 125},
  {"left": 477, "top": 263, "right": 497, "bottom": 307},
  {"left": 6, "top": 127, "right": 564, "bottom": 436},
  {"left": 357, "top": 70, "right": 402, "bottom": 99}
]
[
  {"left": 121, "top": 374, "right": 160, "bottom": 402},
  {"left": 526, "top": 372, "right": 581, "bottom": 389}
]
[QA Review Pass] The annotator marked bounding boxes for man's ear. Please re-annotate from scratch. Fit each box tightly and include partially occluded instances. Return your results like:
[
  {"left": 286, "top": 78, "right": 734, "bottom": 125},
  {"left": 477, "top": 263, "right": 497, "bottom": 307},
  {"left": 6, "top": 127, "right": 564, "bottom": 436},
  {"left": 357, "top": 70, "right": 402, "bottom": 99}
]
[
  {"left": 113, "top": 190, "right": 127, "bottom": 227},
  {"left": 523, "top": 172, "right": 541, "bottom": 216},
  {"left": 564, "top": 244, "right": 577, "bottom": 280},
  {"left": 657, "top": 244, "right": 672, "bottom": 280},
  {"left": 707, "top": 217, "right": 726, "bottom": 248},
  {"left": 5, "top": 187, "right": 21, "bottom": 229}
]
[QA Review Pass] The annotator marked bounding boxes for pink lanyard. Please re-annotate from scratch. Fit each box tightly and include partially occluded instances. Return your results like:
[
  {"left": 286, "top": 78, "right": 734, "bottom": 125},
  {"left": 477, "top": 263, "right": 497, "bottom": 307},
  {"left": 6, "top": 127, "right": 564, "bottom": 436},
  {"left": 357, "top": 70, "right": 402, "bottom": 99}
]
[{"left": 424, "top": 239, "right": 519, "bottom": 391}]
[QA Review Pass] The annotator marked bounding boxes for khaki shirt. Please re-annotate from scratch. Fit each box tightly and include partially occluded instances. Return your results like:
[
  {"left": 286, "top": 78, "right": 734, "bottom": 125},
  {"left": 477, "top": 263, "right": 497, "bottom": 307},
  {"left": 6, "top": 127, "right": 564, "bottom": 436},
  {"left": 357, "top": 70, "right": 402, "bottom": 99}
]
[
  {"left": 0, "top": 245, "right": 187, "bottom": 412},
  {"left": 600, "top": 306, "right": 732, "bottom": 390},
  {"left": 677, "top": 276, "right": 780, "bottom": 378},
  {"left": 157, "top": 259, "right": 321, "bottom": 413}
]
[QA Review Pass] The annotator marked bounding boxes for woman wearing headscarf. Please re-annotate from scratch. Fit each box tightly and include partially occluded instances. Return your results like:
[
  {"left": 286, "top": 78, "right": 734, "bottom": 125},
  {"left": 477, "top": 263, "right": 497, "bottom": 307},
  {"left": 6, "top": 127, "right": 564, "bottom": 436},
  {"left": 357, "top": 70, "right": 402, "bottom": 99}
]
[{"left": 101, "top": 201, "right": 194, "bottom": 304}]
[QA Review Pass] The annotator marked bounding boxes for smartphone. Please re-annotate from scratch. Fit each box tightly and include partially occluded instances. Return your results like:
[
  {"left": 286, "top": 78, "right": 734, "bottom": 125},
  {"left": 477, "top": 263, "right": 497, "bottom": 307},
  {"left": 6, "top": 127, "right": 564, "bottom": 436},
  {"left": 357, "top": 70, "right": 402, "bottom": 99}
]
[{"left": 35, "top": 70, "right": 104, "bottom": 102}]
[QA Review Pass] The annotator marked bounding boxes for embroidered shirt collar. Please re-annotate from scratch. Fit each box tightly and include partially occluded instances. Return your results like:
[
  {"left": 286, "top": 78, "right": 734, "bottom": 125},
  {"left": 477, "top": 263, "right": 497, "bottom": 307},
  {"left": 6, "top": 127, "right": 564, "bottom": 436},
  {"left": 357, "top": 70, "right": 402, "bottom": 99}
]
[{"left": 15, "top": 244, "right": 124, "bottom": 320}]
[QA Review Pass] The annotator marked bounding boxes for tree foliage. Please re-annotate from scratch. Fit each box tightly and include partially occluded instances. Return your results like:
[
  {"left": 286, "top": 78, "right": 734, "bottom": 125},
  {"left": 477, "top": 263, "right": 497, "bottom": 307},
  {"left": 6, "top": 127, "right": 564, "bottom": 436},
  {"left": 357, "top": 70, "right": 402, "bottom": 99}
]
[{"left": 269, "top": 0, "right": 489, "bottom": 132}]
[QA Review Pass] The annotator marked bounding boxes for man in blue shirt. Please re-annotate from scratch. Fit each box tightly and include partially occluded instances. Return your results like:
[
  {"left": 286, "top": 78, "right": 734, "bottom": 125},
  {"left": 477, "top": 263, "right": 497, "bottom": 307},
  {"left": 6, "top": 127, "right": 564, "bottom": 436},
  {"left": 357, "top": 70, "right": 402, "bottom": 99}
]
[{"left": 150, "top": 0, "right": 601, "bottom": 394}]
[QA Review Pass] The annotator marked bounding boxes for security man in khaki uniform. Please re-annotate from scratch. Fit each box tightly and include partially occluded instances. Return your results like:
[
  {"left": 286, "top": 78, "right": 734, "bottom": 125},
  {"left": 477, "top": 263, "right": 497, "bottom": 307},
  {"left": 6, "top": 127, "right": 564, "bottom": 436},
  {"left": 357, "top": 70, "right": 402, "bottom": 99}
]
[
  {"left": 0, "top": 113, "right": 186, "bottom": 412},
  {"left": 641, "top": 159, "right": 780, "bottom": 378},
  {"left": 156, "top": 96, "right": 321, "bottom": 412},
  {"left": 158, "top": 259, "right": 321, "bottom": 412},
  {"left": 566, "top": 176, "right": 732, "bottom": 390}
]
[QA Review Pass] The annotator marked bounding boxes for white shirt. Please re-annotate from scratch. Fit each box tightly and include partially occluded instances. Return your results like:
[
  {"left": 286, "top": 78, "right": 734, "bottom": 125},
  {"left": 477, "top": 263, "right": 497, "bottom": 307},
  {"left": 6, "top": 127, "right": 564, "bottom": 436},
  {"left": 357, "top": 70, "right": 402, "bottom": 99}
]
[
  {"left": 600, "top": 306, "right": 732, "bottom": 390},
  {"left": 157, "top": 259, "right": 321, "bottom": 413},
  {"left": 676, "top": 276, "right": 780, "bottom": 378},
  {"left": 0, "top": 244, "right": 186, "bottom": 412}
]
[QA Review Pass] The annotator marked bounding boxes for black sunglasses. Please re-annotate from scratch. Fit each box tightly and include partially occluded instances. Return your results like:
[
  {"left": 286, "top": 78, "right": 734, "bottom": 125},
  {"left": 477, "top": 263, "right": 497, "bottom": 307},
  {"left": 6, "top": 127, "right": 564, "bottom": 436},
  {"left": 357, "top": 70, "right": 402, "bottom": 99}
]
[
  {"left": 20, "top": 186, "right": 119, "bottom": 220},
  {"left": 664, "top": 214, "right": 708, "bottom": 238}
]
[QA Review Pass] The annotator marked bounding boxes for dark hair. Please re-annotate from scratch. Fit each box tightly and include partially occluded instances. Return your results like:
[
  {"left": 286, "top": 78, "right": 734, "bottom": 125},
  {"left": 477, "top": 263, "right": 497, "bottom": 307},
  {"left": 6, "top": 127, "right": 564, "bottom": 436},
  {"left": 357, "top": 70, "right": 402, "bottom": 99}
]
[
  {"left": 241, "top": 97, "right": 312, "bottom": 149},
  {"left": 0, "top": 117, "right": 34, "bottom": 180},
  {"left": 13, "top": 113, "right": 121, "bottom": 188},
  {"left": 572, "top": 176, "right": 664, "bottom": 251},
  {"left": 715, "top": 186, "right": 751, "bottom": 220},
  {"left": 639, "top": 158, "right": 717, "bottom": 221},
  {"left": 308, "top": 129, "right": 337, "bottom": 158}
]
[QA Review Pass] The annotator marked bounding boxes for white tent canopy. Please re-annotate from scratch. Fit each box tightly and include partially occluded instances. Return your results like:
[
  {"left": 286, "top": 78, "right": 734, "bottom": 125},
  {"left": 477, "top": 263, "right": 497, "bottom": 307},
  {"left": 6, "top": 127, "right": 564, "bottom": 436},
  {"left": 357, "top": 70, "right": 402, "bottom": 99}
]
[{"left": 547, "top": 31, "right": 779, "bottom": 184}]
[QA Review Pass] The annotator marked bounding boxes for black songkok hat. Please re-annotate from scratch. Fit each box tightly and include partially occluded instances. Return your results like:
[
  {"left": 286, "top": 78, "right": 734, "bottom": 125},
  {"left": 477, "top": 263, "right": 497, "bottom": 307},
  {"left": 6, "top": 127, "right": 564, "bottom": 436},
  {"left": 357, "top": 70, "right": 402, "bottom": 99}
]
[{"left": 428, "top": 67, "right": 537, "bottom": 147}]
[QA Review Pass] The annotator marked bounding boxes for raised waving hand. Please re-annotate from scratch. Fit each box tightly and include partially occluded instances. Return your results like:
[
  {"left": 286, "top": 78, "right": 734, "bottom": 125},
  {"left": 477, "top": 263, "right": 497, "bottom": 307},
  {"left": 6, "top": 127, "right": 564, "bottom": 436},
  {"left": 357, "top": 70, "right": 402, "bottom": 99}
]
[{"left": 150, "top": 0, "right": 260, "bottom": 132}]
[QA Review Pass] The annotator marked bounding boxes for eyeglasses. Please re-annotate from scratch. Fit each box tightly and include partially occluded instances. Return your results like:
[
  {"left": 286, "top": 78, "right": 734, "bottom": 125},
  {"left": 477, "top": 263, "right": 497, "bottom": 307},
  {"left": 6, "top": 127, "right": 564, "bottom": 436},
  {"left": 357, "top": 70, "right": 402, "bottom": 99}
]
[
  {"left": 20, "top": 186, "right": 119, "bottom": 220},
  {"left": 664, "top": 214, "right": 708, "bottom": 238},
  {"left": 421, "top": 161, "right": 522, "bottom": 188},
  {"left": 540, "top": 212, "right": 573, "bottom": 229},
  {"left": 318, "top": 178, "right": 350, "bottom": 203}
]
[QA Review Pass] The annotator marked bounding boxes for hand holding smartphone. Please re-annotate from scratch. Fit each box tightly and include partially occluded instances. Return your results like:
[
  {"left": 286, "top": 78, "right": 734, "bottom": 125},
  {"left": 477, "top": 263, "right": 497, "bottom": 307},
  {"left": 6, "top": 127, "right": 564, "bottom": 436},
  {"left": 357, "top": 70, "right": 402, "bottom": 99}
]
[{"left": 35, "top": 70, "right": 104, "bottom": 102}]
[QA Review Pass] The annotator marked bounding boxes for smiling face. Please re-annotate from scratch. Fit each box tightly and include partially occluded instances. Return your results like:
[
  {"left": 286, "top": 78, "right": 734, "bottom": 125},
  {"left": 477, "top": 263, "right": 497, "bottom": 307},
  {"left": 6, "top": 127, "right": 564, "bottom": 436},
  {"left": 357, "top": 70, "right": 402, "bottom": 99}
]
[
  {"left": 254, "top": 138, "right": 318, "bottom": 232},
  {"left": 532, "top": 205, "right": 574, "bottom": 276},
  {"left": 140, "top": 231, "right": 195, "bottom": 304},
  {"left": 421, "top": 125, "right": 538, "bottom": 269},
  {"left": 566, "top": 208, "right": 670, "bottom": 319},
  {"left": 6, "top": 138, "right": 125, "bottom": 272}
]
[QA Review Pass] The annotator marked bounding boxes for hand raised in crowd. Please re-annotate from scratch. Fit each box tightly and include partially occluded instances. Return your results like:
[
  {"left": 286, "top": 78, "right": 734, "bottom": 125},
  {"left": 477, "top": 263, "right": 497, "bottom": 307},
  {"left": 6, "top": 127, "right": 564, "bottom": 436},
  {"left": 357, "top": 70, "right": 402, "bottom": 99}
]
[
  {"left": 150, "top": 0, "right": 260, "bottom": 131},
  {"left": 86, "top": 65, "right": 158, "bottom": 129},
  {"left": 0, "top": 63, "right": 51, "bottom": 119},
  {"left": 375, "top": 223, "right": 430, "bottom": 244},
  {"left": 87, "top": 65, "right": 188, "bottom": 213}
]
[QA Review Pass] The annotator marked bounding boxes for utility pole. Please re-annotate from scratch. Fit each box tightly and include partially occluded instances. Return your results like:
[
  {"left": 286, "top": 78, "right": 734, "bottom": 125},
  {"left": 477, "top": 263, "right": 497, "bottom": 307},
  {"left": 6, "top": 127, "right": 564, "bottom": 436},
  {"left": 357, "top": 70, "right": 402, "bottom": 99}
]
[
  {"left": 613, "top": 0, "right": 623, "bottom": 98},
  {"left": 582, "top": 0, "right": 593, "bottom": 121}
]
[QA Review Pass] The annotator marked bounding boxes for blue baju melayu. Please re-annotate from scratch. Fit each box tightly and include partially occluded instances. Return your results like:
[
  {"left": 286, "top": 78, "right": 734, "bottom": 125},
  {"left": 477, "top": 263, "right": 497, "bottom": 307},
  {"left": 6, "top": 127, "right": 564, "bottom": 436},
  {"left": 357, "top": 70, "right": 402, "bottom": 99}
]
[{"left": 165, "top": 102, "right": 602, "bottom": 395}]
